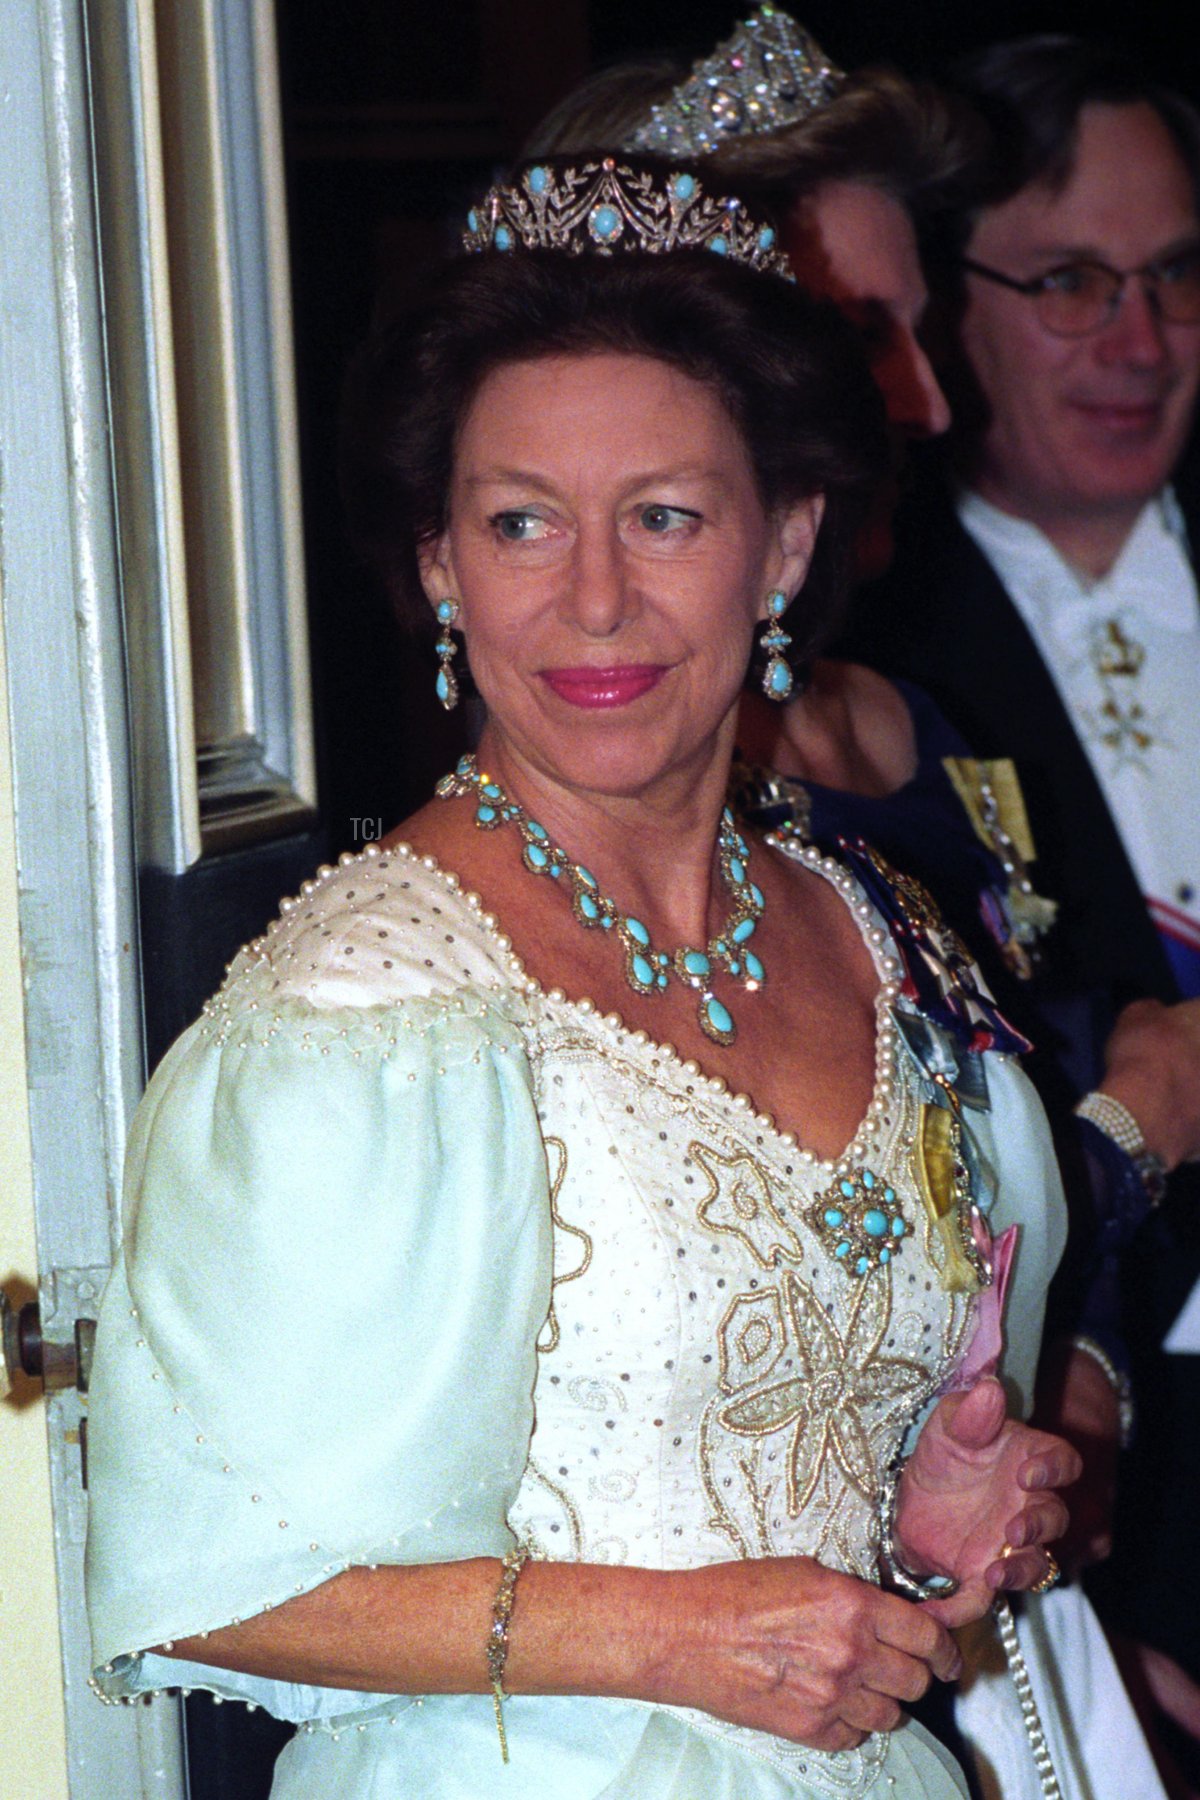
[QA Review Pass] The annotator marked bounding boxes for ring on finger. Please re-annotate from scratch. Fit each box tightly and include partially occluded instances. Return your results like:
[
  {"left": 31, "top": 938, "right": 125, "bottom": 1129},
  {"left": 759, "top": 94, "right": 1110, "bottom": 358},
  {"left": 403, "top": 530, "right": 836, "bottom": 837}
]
[{"left": 1030, "top": 1550, "right": 1060, "bottom": 1596}]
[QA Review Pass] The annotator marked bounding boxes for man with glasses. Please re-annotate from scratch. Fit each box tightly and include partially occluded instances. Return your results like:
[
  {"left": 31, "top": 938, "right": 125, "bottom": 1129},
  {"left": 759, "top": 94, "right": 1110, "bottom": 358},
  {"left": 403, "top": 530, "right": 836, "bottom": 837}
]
[
  {"left": 850, "top": 35, "right": 1200, "bottom": 1000},
  {"left": 841, "top": 36, "right": 1200, "bottom": 1777}
]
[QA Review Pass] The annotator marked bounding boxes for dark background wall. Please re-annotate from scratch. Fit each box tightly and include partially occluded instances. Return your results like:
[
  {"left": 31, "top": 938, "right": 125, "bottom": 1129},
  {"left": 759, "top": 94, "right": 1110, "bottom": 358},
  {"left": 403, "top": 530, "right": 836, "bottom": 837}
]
[{"left": 274, "top": 0, "right": 1199, "bottom": 853}]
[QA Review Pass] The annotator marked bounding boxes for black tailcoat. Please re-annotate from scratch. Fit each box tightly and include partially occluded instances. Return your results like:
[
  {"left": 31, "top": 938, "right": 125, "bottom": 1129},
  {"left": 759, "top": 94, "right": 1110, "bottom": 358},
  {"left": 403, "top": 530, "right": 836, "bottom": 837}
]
[{"left": 836, "top": 467, "right": 1200, "bottom": 1686}]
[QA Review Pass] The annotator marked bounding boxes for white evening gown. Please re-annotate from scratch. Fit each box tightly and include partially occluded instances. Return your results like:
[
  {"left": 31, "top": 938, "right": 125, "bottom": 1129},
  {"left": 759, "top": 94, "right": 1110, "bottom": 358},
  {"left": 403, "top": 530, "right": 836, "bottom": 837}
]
[{"left": 87, "top": 837, "right": 1068, "bottom": 1798}]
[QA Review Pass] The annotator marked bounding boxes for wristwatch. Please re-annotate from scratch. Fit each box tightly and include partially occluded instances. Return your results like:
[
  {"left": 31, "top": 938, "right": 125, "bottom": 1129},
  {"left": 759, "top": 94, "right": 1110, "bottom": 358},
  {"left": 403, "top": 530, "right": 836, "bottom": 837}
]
[{"left": 1074, "top": 1091, "right": 1168, "bottom": 1206}]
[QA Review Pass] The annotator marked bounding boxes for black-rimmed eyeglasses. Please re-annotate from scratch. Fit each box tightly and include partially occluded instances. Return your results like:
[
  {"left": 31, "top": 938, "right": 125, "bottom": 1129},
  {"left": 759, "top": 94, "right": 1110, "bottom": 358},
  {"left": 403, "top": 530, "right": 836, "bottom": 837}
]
[{"left": 960, "top": 248, "right": 1200, "bottom": 338}]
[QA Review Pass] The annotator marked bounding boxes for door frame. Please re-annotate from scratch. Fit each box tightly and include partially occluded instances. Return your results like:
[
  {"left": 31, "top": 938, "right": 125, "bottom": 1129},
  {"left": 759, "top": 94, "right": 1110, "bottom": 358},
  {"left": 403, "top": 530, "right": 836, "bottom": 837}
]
[
  {"left": 3, "top": 0, "right": 313, "bottom": 1792},
  {"left": 0, "top": 0, "right": 185, "bottom": 1792}
]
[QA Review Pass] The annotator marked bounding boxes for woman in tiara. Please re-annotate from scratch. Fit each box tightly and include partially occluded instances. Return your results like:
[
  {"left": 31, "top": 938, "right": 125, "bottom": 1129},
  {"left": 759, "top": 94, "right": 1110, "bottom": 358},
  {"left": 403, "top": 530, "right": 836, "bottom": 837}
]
[{"left": 85, "top": 158, "right": 1078, "bottom": 1800}]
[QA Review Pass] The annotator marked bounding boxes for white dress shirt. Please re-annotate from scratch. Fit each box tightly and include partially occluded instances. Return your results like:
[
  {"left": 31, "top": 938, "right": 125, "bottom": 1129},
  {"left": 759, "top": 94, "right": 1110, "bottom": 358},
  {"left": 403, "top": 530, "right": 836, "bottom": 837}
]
[{"left": 958, "top": 487, "right": 1200, "bottom": 986}]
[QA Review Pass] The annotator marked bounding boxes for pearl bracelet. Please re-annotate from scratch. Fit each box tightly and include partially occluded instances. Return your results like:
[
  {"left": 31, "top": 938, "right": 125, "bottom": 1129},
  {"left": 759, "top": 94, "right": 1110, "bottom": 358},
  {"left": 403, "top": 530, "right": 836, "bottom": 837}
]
[
  {"left": 1074, "top": 1092, "right": 1167, "bottom": 1206},
  {"left": 1067, "top": 1334, "right": 1135, "bottom": 1449}
]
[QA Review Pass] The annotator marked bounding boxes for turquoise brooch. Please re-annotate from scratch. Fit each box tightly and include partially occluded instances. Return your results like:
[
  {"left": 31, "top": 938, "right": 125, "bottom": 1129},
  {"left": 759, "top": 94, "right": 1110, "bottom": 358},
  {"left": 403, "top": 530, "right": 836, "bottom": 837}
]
[
  {"left": 809, "top": 1167, "right": 909, "bottom": 1277},
  {"left": 436, "top": 755, "right": 766, "bottom": 1045}
]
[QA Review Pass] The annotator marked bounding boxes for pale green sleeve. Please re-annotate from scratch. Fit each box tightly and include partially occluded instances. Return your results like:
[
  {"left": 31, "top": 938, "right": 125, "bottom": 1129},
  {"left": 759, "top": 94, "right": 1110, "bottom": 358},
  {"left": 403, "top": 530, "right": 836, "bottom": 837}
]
[
  {"left": 84, "top": 993, "right": 552, "bottom": 1719},
  {"left": 975, "top": 1053, "right": 1068, "bottom": 1419}
]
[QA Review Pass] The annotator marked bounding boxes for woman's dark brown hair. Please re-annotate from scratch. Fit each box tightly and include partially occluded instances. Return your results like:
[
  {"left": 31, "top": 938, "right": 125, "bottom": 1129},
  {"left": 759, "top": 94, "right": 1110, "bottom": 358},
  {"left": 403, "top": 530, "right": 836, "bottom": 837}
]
[{"left": 341, "top": 230, "right": 888, "bottom": 661}]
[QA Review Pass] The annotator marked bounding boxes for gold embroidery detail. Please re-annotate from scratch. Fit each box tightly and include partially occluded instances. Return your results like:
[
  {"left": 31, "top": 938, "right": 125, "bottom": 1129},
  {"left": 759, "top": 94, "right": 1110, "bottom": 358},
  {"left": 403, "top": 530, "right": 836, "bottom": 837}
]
[
  {"left": 691, "top": 1141, "right": 804, "bottom": 1268},
  {"left": 699, "top": 1398, "right": 754, "bottom": 1558},
  {"left": 718, "top": 1290, "right": 787, "bottom": 1393},
  {"left": 942, "top": 1287, "right": 975, "bottom": 1370},
  {"left": 740, "top": 1453, "right": 773, "bottom": 1557},
  {"left": 720, "top": 1269, "right": 927, "bottom": 1517},
  {"left": 523, "top": 1456, "right": 585, "bottom": 1559},
  {"left": 537, "top": 1136, "right": 593, "bottom": 1352},
  {"left": 526, "top": 1004, "right": 981, "bottom": 1695}
]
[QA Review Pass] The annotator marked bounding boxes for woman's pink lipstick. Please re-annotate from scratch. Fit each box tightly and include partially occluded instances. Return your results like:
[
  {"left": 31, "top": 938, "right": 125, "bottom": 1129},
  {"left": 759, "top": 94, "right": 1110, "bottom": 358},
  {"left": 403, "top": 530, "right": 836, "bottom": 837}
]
[{"left": 541, "top": 664, "right": 667, "bottom": 708}]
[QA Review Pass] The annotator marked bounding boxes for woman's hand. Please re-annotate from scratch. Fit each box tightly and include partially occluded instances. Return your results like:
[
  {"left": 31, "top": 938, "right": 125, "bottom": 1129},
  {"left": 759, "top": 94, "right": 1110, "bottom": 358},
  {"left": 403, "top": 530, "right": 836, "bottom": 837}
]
[
  {"left": 159, "top": 1551, "right": 960, "bottom": 1753},
  {"left": 653, "top": 1555, "right": 962, "bottom": 1752},
  {"left": 891, "top": 1377, "right": 1082, "bottom": 1628}
]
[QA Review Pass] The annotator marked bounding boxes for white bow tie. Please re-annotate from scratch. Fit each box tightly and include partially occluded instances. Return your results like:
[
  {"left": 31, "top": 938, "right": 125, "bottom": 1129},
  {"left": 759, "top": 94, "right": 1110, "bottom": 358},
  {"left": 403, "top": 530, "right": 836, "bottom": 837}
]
[{"left": 1035, "top": 524, "right": 1197, "bottom": 651}]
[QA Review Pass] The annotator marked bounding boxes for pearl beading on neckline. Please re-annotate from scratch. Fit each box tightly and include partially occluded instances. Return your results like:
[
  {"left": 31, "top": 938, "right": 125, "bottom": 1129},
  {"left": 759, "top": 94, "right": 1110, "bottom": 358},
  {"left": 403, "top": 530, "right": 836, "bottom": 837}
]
[
  {"left": 533, "top": 830, "right": 904, "bottom": 1174},
  {"left": 192, "top": 829, "right": 906, "bottom": 1177}
]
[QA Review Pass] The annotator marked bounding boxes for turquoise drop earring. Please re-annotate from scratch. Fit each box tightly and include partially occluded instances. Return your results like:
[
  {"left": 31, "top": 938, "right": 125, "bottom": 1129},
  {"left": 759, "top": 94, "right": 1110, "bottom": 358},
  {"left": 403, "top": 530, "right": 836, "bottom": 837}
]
[
  {"left": 435, "top": 599, "right": 460, "bottom": 710},
  {"left": 760, "top": 591, "right": 794, "bottom": 701}
]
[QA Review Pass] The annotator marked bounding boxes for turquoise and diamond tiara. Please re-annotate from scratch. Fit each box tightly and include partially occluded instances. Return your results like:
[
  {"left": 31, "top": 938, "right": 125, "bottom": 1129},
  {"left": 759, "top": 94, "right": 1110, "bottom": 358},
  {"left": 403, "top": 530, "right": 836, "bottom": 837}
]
[
  {"left": 462, "top": 159, "right": 795, "bottom": 281},
  {"left": 624, "top": 6, "right": 844, "bottom": 159}
]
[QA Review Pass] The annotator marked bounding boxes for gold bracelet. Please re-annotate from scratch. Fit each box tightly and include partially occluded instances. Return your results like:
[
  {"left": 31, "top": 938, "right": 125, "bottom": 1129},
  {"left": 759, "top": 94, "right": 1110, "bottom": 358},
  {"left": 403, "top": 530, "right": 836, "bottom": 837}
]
[{"left": 486, "top": 1543, "right": 530, "bottom": 1763}]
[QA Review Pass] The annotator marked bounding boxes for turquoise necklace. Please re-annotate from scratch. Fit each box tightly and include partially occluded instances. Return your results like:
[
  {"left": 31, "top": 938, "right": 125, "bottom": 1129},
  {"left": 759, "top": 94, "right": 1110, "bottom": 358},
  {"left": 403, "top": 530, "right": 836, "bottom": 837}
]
[{"left": 436, "top": 754, "right": 766, "bottom": 1045}]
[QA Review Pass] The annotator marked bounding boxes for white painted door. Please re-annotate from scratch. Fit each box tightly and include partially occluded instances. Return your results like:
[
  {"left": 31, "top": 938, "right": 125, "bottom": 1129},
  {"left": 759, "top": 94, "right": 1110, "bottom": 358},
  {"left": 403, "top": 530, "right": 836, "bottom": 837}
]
[
  {"left": 1, "top": 3, "right": 313, "bottom": 1794},
  {"left": 1, "top": 1, "right": 187, "bottom": 1789}
]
